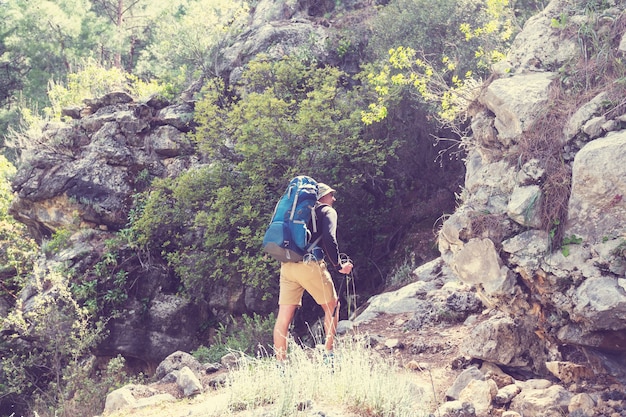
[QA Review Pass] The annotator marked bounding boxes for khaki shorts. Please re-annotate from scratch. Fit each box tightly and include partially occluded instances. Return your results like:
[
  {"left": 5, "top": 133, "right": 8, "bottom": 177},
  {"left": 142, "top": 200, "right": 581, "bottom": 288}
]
[{"left": 279, "top": 261, "right": 337, "bottom": 306}]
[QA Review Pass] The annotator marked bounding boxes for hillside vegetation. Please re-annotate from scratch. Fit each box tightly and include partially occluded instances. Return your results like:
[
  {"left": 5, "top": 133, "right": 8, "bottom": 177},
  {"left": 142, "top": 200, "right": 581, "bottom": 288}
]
[{"left": 0, "top": 0, "right": 580, "bottom": 416}]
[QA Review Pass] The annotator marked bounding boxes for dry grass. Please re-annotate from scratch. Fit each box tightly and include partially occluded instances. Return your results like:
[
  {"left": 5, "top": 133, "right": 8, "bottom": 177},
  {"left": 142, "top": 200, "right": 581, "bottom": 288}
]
[
  {"left": 106, "top": 336, "right": 434, "bottom": 417},
  {"left": 469, "top": 212, "right": 509, "bottom": 248},
  {"left": 212, "top": 336, "right": 432, "bottom": 417}
]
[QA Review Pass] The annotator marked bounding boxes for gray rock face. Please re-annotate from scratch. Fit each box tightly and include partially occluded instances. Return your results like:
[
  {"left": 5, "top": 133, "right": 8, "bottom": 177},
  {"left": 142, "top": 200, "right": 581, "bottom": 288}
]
[
  {"left": 438, "top": 0, "right": 626, "bottom": 385},
  {"left": 353, "top": 258, "right": 479, "bottom": 326},
  {"left": 99, "top": 296, "right": 204, "bottom": 365},
  {"left": 451, "top": 238, "right": 515, "bottom": 299},
  {"left": 461, "top": 313, "right": 548, "bottom": 375},
  {"left": 479, "top": 72, "right": 556, "bottom": 142},
  {"left": 509, "top": 385, "right": 573, "bottom": 417},
  {"left": 154, "top": 351, "right": 204, "bottom": 381},
  {"left": 10, "top": 92, "right": 196, "bottom": 240},
  {"left": 493, "top": 0, "right": 579, "bottom": 75},
  {"left": 566, "top": 131, "right": 626, "bottom": 243}
]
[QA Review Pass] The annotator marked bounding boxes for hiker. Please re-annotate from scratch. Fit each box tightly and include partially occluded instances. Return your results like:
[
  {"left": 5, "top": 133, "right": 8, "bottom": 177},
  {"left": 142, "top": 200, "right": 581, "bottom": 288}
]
[{"left": 273, "top": 182, "right": 353, "bottom": 362}]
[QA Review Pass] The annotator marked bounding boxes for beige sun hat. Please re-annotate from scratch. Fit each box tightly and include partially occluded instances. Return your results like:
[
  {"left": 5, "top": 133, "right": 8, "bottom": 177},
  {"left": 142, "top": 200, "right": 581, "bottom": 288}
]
[{"left": 317, "top": 183, "right": 336, "bottom": 200}]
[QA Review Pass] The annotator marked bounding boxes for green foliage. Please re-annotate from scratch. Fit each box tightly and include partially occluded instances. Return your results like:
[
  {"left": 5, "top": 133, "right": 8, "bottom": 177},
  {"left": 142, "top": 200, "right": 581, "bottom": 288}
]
[
  {"left": 128, "top": 164, "right": 275, "bottom": 298},
  {"left": 367, "top": 0, "right": 466, "bottom": 61},
  {"left": 385, "top": 257, "right": 417, "bottom": 288},
  {"left": 1, "top": 265, "right": 106, "bottom": 417},
  {"left": 193, "top": 313, "right": 276, "bottom": 362},
  {"left": 551, "top": 12, "right": 568, "bottom": 29},
  {"left": 560, "top": 234, "right": 583, "bottom": 257},
  {"left": 363, "top": 0, "right": 527, "bottom": 127},
  {"left": 0, "top": 0, "right": 100, "bottom": 109},
  {"left": 0, "top": 0, "right": 211, "bottom": 144},
  {"left": 42, "top": 228, "right": 73, "bottom": 256},
  {"left": 0, "top": 155, "right": 37, "bottom": 299},
  {"left": 136, "top": 0, "right": 250, "bottom": 85},
  {"left": 129, "top": 55, "right": 399, "bottom": 299},
  {"left": 71, "top": 249, "right": 131, "bottom": 316},
  {"left": 67, "top": 232, "right": 142, "bottom": 317},
  {"left": 363, "top": 46, "right": 483, "bottom": 125},
  {"left": 59, "top": 355, "right": 134, "bottom": 417},
  {"left": 46, "top": 60, "right": 169, "bottom": 120}
]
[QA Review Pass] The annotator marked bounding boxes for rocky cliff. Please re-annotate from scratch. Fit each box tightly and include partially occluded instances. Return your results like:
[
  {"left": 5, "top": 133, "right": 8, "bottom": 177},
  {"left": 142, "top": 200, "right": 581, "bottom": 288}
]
[{"left": 438, "top": 0, "right": 626, "bottom": 384}]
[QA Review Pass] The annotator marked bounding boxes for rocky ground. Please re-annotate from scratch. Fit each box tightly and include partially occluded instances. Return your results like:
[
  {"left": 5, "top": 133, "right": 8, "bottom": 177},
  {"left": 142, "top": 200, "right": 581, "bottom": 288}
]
[
  {"left": 103, "top": 294, "right": 626, "bottom": 417},
  {"left": 103, "top": 309, "right": 473, "bottom": 417}
]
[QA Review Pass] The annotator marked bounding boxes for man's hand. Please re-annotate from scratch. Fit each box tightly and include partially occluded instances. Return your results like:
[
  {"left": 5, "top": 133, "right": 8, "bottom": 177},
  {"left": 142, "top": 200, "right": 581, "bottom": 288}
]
[{"left": 338, "top": 262, "right": 353, "bottom": 275}]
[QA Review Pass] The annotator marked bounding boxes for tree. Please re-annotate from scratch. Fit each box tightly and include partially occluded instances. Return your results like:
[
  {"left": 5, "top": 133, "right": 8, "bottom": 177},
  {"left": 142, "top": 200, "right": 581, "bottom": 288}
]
[
  {"left": 89, "top": 0, "right": 172, "bottom": 71},
  {"left": 136, "top": 0, "right": 249, "bottom": 88},
  {"left": 0, "top": 0, "right": 107, "bottom": 108}
]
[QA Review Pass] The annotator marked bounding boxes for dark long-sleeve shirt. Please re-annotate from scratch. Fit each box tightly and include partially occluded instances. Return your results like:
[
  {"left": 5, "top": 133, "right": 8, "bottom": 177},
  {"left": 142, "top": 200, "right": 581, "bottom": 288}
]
[{"left": 309, "top": 203, "right": 342, "bottom": 270}]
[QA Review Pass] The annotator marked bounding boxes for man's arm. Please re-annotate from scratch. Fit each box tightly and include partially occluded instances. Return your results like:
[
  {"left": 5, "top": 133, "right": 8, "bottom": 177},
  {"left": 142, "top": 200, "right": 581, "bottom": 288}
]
[{"left": 319, "top": 206, "right": 352, "bottom": 273}]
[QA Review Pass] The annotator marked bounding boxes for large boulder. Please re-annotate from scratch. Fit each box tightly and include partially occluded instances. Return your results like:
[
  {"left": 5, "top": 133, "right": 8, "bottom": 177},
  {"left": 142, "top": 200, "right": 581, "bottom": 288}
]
[
  {"left": 566, "top": 131, "right": 626, "bottom": 243},
  {"left": 479, "top": 73, "right": 556, "bottom": 143},
  {"left": 10, "top": 92, "right": 196, "bottom": 241}
]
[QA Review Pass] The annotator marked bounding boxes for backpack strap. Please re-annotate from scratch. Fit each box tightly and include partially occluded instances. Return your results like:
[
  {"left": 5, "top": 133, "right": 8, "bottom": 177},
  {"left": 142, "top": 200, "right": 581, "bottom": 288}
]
[
  {"left": 307, "top": 235, "right": 322, "bottom": 252},
  {"left": 304, "top": 203, "right": 326, "bottom": 258}
]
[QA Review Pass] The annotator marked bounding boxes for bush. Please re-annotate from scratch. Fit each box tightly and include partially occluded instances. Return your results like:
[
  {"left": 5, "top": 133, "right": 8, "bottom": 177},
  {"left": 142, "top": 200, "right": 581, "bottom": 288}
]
[
  {"left": 130, "top": 55, "right": 400, "bottom": 299},
  {"left": 46, "top": 60, "right": 170, "bottom": 120},
  {"left": 193, "top": 313, "right": 276, "bottom": 363},
  {"left": 1, "top": 266, "right": 106, "bottom": 417}
]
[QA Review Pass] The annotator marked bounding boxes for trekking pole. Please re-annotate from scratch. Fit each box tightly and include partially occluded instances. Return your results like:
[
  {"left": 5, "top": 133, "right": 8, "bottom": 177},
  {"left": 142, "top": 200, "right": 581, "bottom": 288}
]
[
  {"left": 332, "top": 253, "right": 354, "bottom": 318},
  {"left": 346, "top": 269, "right": 356, "bottom": 319}
]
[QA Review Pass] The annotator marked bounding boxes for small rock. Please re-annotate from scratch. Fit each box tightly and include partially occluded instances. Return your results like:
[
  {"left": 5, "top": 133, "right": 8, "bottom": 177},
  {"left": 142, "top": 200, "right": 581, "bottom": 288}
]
[
  {"left": 177, "top": 366, "right": 203, "bottom": 397},
  {"left": 568, "top": 393, "right": 596, "bottom": 415},
  {"left": 203, "top": 362, "right": 222, "bottom": 373},
  {"left": 384, "top": 338, "right": 404, "bottom": 349},
  {"left": 405, "top": 360, "right": 428, "bottom": 371},
  {"left": 495, "top": 384, "right": 521, "bottom": 405},
  {"left": 546, "top": 361, "right": 595, "bottom": 384}
]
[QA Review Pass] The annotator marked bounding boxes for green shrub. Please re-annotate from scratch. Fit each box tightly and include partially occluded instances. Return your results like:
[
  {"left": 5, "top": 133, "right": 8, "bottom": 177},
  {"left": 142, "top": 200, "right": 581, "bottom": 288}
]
[
  {"left": 46, "top": 60, "right": 170, "bottom": 120},
  {"left": 130, "top": 55, "right": 400, "bottom": 299},
  {"left": 193, "top": 313, "right": 276, "bottom": 363},
  {"left": 386, "top": 258, "right": 417, "bottom": 288},
  {"left": 2, "top": 267, "right": 106, "bottom": 417},
  {"left": 42, "top": 228, "right": 73, "bottom": 256},
  {"left": 363, "top": 0, "right": 546, "bottom": 131}
]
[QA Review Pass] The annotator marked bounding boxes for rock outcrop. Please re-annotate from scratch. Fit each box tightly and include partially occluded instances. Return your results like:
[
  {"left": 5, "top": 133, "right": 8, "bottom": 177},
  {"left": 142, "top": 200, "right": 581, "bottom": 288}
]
[
  {"left": 439, "top": 0, "right": 626, "bottom": 389},
  {"left": 10, "top": 92, "right": 196, "bottom": 240}
]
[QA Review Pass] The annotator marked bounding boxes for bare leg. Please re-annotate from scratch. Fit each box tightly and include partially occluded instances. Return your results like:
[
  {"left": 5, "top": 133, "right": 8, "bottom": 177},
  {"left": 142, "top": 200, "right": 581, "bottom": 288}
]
[
  {"left": 273, "top": 304, "right": 298, "bottom": 361},
  {"left": 320, "top": 299, "right": 339, "bottom": 352}
]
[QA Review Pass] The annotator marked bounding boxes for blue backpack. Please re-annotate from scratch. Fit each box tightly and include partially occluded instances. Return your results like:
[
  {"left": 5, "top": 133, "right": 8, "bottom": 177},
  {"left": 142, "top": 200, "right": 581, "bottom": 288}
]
[{"left": 262, "top": 176, "right": 322, "bottom": 262}]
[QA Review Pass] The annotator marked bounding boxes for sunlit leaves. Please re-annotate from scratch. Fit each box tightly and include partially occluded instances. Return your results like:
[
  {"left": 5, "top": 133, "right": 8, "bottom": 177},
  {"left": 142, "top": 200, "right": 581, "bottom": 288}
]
[
  {"left": 138, "top": 0, "right": 249, "bottom": 84},
  {"left": 362, "top": 0, "right": 519, "bottom": 125},
  {"left": 132, "top": 55, "right": 398, "bottom": 299},
  {"left": 46, "top": 60, "right": 168, "bottom": 119}
]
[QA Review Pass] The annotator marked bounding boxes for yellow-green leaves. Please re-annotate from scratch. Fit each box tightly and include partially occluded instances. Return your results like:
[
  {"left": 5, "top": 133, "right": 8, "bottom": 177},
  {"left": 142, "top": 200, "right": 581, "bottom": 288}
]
[
  {"left": 362, "top": 0, "right": 519, "bottom": 126},
  {"left": 362, "top": 46, "right": 480, "bottom": 124},
  {"left": 45, "top": 60, "right": 168, "bottom": 120}
]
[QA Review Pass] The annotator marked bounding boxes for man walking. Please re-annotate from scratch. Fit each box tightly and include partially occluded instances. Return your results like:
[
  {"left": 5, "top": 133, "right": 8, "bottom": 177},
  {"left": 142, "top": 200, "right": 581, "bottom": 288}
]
[{"left": 273, "top": 183, "right": 353, "bottom": 361}]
